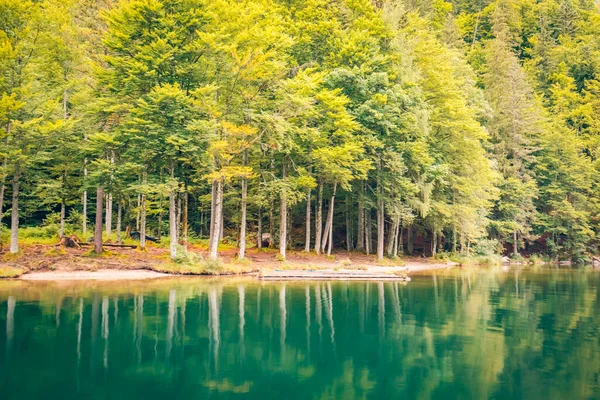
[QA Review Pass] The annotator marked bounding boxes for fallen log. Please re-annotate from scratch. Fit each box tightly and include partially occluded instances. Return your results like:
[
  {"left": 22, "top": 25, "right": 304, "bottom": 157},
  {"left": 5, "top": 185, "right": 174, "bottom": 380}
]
[{"left": 76, "top": 242, "right": 138, "bottom": 249}]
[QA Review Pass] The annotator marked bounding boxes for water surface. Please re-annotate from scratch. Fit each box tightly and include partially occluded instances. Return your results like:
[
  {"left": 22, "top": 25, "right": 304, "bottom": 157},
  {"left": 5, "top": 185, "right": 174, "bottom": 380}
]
[{"left": 1, "top": 268, "right": 600, "bottom": 399}]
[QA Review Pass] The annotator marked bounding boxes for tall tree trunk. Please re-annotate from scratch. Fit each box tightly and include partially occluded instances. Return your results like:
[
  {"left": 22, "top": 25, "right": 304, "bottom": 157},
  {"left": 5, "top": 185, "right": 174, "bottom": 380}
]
[
  {"left": 279, "top": 161, "right": 287, "bottom": 260},
  {"left": 104, "top": 193, "right": 112, "bottom": 236},
  {"left": 407, "top": 225, "right": 413, "bottom": 255},
  {"left": 325, "top": 183, "right": 337, "bottom": 256},
  {"left": 386, "top": 218, "right": 397, "bottom": 256},
  {"left": 140, "top": 173, "right": 147, "bottom": 250},
  {"left": 209, "top": 179, "right": 223, "bottom": 260},
  {"left": 94, "top": 186, "right": 103, "bottom": 254},
  {"left": 116, "top": 200, "right": 122, "bottom": 244},
  {"left": 432, "top": 224, "right": 437, "bottom": 257},
  {"left": 169, "top": 164, "right": 177, "bottom": 260},
  {"left": 398, "top": 226, "right": 404, "bottom": 254},
  {"left": 239, "top": 150, "right": 248, "bottom": 259},
  {"left": 304, "top": 187, "right": 311, "bottom": 252},
  {"left": 365, "top": 209, "right": 371, "bottom": 255},
  {"left": 314, "top": 182, "right": 323, "bottom": 254},
  {"left": 182, "top": 190, "right": 188, "bottom": 247},
  {"left": 393, "top": 223, "right": 400, "bottom": 257},
  {"left": 356, "top": 183, "right": 364, "bottom": 251},
  {"left": 83, "top": 161, "right": 87, "bottom": 235},
  {"left": 9, "top": 170, "right": 20, "bottom": 254},
  {"left": 513, "top": 230, "right": 518, "bottom": 257},
  {"left": 209, "top": 180, "right": 216, "bottom": 246}
]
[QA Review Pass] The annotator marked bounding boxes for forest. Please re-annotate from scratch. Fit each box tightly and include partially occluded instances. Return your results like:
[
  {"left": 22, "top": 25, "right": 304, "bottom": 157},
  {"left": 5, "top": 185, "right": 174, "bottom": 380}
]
[{"left": 1, "top": 0, "right": 599, "bottom": 263}]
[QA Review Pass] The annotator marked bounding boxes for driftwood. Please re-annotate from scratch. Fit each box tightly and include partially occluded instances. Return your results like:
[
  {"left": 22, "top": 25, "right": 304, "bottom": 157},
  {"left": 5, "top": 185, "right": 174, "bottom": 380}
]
[
  {"left": 77, "top": 242, "right": 137, "bottom": 249},
  {"left": 56, "top": 235, "right": 82, "bottom": 249}
]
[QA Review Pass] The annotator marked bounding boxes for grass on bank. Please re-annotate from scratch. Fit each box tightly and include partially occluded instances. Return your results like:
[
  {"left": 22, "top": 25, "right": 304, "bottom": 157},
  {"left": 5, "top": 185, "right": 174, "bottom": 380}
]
[{"left": 0, "top": 266, "right": 25, "bottom": 278}]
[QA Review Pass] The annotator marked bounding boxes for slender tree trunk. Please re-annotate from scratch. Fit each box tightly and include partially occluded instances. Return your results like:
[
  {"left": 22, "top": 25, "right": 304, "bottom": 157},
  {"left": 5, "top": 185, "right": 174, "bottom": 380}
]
[
  {"left": 356, "top": 183, "right": 364, "bottom": 252},
  {"left": 257, "top": 208, "right": 262, "bottom": 250},
  {"left": 105, "top": 194, "right": 112, "bottom": 236},
  {"left": 279, "top": 162, "right": 287, "bottom": 260},
  {"left": 304, "top": 187, "right": 311, "bottom": 252},
  {"left": 94, "top": 186, "right": 103, "bottom": 254},
  {"left": 9, "top": 171, "right": 20, "bottom": 254},
  {"left": 315, "top": 182, "right": 323, "bottom": 254},
  {"left": 326, "top": 183, "right": 337, "bottom": 256},
  {"left": 209, "top": 179, "right": 223, "bottom": 260},
  {"left": 239, "top": 151, "right": 248, "bottom": 259},
  {"left": 182, "top": 190, "right": 188, "bottom": 247},
  {"left": 365, "top": 209, "right": 371, "bottom": 255},
  {"left": 399, "top": 226, "right": 404, "bottom": 254},
  {"left": 169, "top": 164, "right": 177, "bottom": 260},
  {"left": 83, "top": 162, "right": 87, "bottom": 235},
  {"left": 116, "top": 200, "right": 122, "bottom": 244},
  {"left": 376, "top": 202, "right": 384, "bottom": 261},
  {"left": 386, "top": 218, "right": 397, "bottom": 256},
  {"left": 209, "top": 180, "right": 216, "bottom": 245},
  {"left": 140, "top": 173, "right": 147, "bottom": 250},
  {"left": 393, "top": 223, "right": 400, "bottom": 257},
  {"left": 513, "top": 230, "right": 518, "bottom": 257}
]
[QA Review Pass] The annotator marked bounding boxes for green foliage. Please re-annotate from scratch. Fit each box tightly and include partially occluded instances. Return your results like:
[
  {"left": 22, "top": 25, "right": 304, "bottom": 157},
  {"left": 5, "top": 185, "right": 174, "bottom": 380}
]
[{"left": 1, "top": 0, "right": 600, "bottom": 263}]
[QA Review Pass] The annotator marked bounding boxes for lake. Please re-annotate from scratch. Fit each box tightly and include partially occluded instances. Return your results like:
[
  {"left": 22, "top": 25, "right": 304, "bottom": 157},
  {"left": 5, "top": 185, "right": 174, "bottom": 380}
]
[{"left": 1, "top": 268, "right": 599, "bottom": 399}]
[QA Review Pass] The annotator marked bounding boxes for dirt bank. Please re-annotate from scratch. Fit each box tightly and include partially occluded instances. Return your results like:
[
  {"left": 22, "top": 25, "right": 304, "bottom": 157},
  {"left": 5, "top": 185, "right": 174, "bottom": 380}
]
[{"left": 0, "top": 242, "right": 457, "bottom": 280}]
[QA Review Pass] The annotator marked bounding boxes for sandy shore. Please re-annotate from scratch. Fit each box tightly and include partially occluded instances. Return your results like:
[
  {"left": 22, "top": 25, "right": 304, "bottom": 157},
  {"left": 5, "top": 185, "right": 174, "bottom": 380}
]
[{"left": 20, "top": 269, "right": 170, "bottom": 281}]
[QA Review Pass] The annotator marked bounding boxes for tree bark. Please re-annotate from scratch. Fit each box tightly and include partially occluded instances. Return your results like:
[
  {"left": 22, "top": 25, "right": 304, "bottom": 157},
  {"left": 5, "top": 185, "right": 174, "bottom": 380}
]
[
  {"left": 116, "top": 200, "right": 122, "bottom": 244},
  {"left": 209, "top": 180, "right": 216, "bottom": 246},
  {"left": 393, "top": 222, "right": 400, "bottom": 257},
  {"left": 432, "top": 224, "right": 437, "bottom": 257},
  {"left": 140, "top": 174, "right": 147, "bottom": 250},
  {"left": 314, "top": 182, "right": 323, "bottom": 254},
  {"left": 399, "top": 226, "right": 404, "bottom": 254},
  {"left": 377, "top": 196, "right": 384, "bottom": 261},
  {"left": 104, "top": 193, "right": 111, "bottom": 236},
  {"left": 182, "top": 190, "right": 188, "bottom": 246},
  {"left": 135, "top": 194, "right": 141, "bottom": 231},
  {"left": 94, "top": 186, "right": 103, "bottom": 254},
  {"left": 365, "top": 209, "right": 371, "bottom": 255},
  {"left": 239, "top": 150, "right": 248, "bottom": 259},
  {"left": 268, "top": 208, "right": 274, "bottom": 248},
  {"left": 209, "top": 179, "right": 223, "bottom": 260},
  {"left": 513, "top": 230, "right": 518, "bottom": 257},
  {"left": 279, "top": 161, "right": 287, "bottom": 260},
  {"left": 169, "top": 165, "right": 177, "bottom": 260},
  {"left": 387, "top": 218, "right": 397, "bottom": 256},
  {"left": 9, "top": 171, "right": 20, "bottom": 254},
  {"left": 304, "top": 187, "right": 311, "bottom": 252},
  {"left": 325, "top": 183, "right": 337, "bottom": 256}
]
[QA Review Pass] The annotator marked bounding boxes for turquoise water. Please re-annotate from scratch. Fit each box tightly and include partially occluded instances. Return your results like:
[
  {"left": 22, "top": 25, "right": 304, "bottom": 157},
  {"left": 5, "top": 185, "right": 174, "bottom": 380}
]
[{"left": 1, "top": 268, "right": 600, "bottom": 399}]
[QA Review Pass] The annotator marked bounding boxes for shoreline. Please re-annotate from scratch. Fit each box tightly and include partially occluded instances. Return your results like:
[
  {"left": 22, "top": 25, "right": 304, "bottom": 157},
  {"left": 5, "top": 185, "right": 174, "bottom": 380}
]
[{"left": 0, "top": 243, "right": 457, "bottom": 281}]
